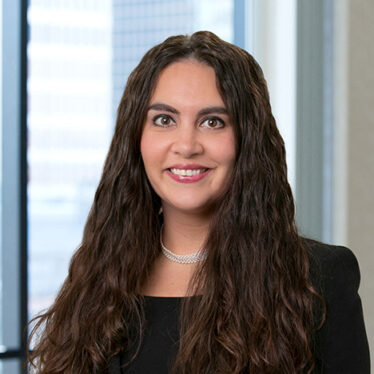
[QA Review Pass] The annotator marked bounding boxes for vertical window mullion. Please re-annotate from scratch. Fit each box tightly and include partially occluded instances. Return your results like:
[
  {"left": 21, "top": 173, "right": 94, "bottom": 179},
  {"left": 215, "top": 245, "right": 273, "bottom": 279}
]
[{"left": 1, "top": 0, "right": 28, "bottom": 372}]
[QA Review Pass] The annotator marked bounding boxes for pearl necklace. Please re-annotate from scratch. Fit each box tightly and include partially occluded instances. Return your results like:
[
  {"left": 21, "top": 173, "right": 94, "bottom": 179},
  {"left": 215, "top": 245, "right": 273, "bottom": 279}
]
[{"left": 160, "top": 225, "right": 208, "bottom": 264}]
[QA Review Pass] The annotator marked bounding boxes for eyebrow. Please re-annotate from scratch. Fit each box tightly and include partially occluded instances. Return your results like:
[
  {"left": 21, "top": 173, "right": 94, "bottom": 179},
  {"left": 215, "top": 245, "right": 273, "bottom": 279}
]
[{"left": 148, "top": 103, "right": 229, "bottom": 116}]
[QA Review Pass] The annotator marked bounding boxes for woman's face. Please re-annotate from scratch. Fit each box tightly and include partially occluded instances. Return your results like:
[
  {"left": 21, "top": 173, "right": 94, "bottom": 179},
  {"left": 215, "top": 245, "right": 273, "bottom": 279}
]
[{"left": 140, "top": 59, "right": 236, "bottom": 216}]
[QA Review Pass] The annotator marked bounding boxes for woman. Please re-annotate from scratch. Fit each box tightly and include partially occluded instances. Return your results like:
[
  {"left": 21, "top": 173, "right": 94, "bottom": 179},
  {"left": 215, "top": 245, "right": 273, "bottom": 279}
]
[{"left": 28, "top": 31, "right": 370, "bottom": 373}]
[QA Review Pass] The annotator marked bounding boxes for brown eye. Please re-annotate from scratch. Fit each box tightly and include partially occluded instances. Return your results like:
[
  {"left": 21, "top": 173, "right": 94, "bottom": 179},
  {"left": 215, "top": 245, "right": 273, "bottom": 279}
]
[
  {"left": 153, "top": 115, "right": 174, "bottom": 127},
  {"left": 201, "top": 117, "right": 224, "bottom": 129},
  {"left": 161, "top": 117, "right": 170, "bottom": 125}
]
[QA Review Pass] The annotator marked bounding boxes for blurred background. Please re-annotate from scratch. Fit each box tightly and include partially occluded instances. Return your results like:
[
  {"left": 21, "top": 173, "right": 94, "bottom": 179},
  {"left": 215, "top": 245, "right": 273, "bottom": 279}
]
[{"left": 0, "top": 0, "right": 373, "bottom": 372}]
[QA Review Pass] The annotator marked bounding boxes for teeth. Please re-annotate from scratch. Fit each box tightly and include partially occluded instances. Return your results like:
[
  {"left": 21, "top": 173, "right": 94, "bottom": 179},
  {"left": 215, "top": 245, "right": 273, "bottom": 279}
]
[{"left": 170, "top": 168, "right": 207, "bottom": 176}]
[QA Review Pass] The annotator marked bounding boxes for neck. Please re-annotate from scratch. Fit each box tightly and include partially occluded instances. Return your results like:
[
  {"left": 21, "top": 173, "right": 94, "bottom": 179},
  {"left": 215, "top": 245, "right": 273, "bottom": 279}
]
[{"left": 161, "top": 206, "right": 211, "bottom": 255}]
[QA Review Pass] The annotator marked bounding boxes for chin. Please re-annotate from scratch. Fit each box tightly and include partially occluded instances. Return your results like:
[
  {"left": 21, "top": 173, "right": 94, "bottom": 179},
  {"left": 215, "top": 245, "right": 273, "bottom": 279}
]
[{"left": 166, "top": 198, "right": 217, "bottom": 215}]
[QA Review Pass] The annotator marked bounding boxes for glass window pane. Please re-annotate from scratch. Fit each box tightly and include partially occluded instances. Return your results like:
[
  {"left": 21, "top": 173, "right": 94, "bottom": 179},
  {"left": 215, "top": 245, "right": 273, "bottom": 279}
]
[
  {"left": 27, "top": 1, "right": 113, "bottom": 321},
  {"left": 0, "top": 359, "right": 21, "bottom": 374}
]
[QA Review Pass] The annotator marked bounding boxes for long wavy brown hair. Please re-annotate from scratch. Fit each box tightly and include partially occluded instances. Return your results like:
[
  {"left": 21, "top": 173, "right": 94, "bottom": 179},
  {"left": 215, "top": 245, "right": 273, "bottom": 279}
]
[{"left": 28, "top": 31, "right": 325, "bottom": 374}]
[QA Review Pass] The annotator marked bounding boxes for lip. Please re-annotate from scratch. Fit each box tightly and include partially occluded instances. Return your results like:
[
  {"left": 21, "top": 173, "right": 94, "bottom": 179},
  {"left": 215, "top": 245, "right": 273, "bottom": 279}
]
[{"left": 166, "top": 165, "right": 212, "bottom": 183}]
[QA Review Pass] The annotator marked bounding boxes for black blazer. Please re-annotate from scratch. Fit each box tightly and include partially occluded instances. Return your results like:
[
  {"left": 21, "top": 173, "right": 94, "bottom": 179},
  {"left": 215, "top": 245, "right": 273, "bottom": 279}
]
[
  {"left": 307, "top": 240, "right": 370, "bottom": 373},
  {"left": 108, "top": 241, "right": 370, "bottom": 373}
]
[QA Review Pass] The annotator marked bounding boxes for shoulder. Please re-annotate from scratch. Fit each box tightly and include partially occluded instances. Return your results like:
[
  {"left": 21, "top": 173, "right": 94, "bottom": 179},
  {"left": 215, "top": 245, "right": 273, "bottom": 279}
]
[
  {"left": 302, "top": 239, "right": 370, "bottom": 373},
  {"left": 303, "top": 239, "right": 362, "bottom": 326},
  {"left": 303, "top": 238, "right": 361, "bottom": 297},
  {"left": 303, "top": 238, "right": 359, "bottom": 269}
]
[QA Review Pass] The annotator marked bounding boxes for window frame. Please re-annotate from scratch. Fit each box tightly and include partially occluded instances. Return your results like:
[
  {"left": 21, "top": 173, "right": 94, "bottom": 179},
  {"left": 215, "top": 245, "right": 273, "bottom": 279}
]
[{"left": 0, "top": 0, "right": 28, "bottom": 372}]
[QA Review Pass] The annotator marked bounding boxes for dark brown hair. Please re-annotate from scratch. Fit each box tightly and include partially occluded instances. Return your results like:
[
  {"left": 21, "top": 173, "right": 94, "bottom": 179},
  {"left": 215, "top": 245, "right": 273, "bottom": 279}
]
[{"left": 28, "top": 31, "right": 324, "bottom": 374}]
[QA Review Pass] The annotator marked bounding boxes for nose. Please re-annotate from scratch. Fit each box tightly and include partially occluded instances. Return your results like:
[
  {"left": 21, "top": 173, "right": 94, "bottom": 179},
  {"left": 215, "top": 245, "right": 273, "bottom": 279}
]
[{"left": 170, "top": 124, "right": 203, "bottom": 158}]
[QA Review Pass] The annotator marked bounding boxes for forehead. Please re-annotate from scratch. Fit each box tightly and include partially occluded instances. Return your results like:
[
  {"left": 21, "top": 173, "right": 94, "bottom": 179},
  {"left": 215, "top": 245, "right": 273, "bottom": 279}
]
[{"left": 150, "top": 59, "right": 224, "bottom": 107}]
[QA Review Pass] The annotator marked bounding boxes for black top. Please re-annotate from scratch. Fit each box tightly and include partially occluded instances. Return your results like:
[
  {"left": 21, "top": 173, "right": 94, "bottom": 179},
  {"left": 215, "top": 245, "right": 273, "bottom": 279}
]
[
  {"left": 108, "top": 242, "right": 370, "bottom": 373},
  {"left": 119, "top": 296, "right": 181, "bottom": 373}
]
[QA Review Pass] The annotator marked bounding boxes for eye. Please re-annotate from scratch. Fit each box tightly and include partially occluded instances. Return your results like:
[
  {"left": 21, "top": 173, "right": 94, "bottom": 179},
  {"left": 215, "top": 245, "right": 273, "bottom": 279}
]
[
  {"left": 152, "top": 114, "right": 175, "bottom": 127},
  {"left": 200, "top": 117, "right": 225, "bottom": 129}
]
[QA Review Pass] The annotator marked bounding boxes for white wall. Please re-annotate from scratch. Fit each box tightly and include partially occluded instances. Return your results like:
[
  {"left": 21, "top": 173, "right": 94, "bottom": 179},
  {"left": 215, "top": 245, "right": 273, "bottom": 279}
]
[{"left": 333, "top": 0, "right": 374, "bottom": 367}]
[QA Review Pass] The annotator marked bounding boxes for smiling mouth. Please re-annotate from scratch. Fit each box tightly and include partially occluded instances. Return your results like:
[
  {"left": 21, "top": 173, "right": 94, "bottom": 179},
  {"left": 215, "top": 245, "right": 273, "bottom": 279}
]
[{"left": 168, "top": 168, "right": 209, "bottom": 176}]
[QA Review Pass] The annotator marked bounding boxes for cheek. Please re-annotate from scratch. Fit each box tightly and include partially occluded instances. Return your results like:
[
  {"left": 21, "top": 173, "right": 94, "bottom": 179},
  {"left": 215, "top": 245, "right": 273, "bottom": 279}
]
[
  {"left": 140, "top": 131, "right": 167, "bottom": 177},
  {"left": 140, "top": 132, "right": 156, "bottom": 166},
  {"left": 215, "top": 134, "right": 236, "bottom": 167}
]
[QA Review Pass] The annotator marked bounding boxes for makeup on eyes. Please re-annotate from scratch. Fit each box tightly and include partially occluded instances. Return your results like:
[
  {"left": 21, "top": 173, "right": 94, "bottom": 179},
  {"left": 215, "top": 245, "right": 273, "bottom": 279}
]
[
  {"left": 151, "top": 114, "right": 225, "bottom": 129},
  {"left": 149, "top": 105, "right": 228, "bottom": 130}
]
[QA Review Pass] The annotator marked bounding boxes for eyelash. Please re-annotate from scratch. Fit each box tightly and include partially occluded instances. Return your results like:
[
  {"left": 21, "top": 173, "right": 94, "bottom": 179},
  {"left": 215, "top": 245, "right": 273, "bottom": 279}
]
[{"left": 151, "top": 114, "right": 225, "bottom": 129}]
